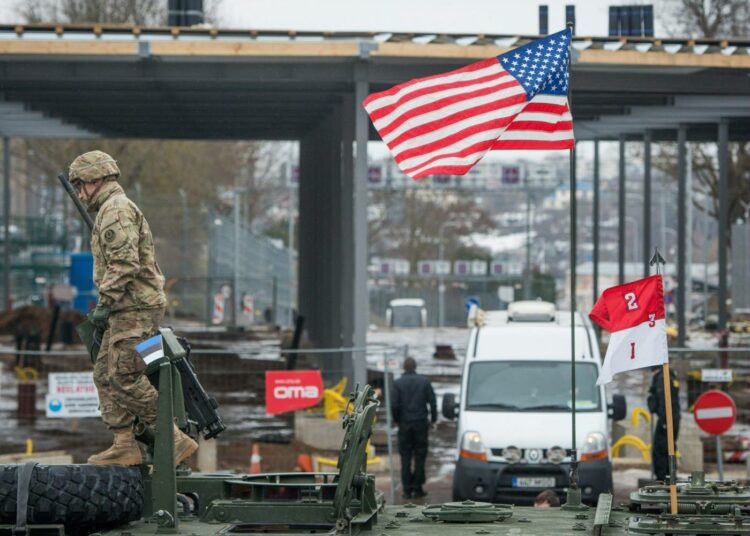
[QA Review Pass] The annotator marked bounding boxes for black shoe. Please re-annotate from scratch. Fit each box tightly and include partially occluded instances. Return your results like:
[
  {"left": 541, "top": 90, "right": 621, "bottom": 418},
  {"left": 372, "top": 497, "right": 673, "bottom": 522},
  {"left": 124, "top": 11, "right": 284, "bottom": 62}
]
[
  {"left": 412, "top": 489, "right": 428, "bottom": 498},
  {"left": 402, "top": 491, "right": 413, "bottom": 499}
]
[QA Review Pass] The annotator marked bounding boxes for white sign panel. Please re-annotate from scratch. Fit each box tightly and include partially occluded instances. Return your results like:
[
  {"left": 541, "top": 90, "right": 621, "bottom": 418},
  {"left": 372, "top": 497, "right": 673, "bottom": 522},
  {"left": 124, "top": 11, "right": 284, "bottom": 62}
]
[
  {"left": 454, "top": 260, "right": 471, "bottom": 276},
  {"left": 701, "top": 369, "right": 733, "bottom": 383},
  {"left": 471, "top": 260, "right": 487, "bottom": 275},
  {"left": 45, "top": 372, "right": 100, "bottom": 418},
  {"left": 497, "top": 285, "right": 515, "bottom": 303},
  {"left": 418, "top": 260, "right": 451, "bottom": 276}
]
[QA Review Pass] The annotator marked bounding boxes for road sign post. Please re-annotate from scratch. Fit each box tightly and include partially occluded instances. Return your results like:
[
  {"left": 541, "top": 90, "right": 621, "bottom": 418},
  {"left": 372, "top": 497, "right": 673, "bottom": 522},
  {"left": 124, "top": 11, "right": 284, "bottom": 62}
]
[{"left": 693, "top": 390, "right": 737, "bottom": 482}]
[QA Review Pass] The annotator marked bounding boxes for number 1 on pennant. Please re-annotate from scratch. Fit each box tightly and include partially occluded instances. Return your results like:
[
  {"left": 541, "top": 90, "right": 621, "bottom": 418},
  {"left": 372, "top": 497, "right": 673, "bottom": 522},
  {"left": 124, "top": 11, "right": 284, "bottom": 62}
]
[{"left": 630, "top": 342, "right": 635, "bottom": 360}]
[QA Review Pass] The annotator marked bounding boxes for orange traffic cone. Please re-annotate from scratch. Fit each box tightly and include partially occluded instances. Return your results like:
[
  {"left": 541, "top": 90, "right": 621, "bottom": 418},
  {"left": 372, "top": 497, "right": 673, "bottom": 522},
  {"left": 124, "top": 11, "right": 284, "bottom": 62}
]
[
  {"left": 297, "top": 453, "right": 313, "bottom": 473},
  {"left": 249, "top": 444, "right": 262, "bottom": 474}
]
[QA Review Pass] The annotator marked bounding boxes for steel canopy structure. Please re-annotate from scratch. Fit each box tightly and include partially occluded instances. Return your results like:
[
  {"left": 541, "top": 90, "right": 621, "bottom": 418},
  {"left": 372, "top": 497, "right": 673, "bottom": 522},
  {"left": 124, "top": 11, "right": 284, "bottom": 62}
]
[{"left": 1, "top": 23, "right": 749, "bottom": 383}]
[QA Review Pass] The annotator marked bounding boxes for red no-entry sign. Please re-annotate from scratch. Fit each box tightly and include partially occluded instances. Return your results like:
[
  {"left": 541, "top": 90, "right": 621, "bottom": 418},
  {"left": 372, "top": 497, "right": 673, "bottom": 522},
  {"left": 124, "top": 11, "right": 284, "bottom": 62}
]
[{"left": 693, "top": 390, "right": 736, "bottom": 435}]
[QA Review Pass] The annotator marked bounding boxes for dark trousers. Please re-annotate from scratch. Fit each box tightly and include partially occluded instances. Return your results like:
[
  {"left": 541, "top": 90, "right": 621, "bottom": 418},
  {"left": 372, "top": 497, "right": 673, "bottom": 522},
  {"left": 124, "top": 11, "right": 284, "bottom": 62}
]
[
  {"left": 652, "top": 419, "right": 679, "bottom": 481},
  {"left": 398, "top": 420, "right": 428, "bottom": 495}
]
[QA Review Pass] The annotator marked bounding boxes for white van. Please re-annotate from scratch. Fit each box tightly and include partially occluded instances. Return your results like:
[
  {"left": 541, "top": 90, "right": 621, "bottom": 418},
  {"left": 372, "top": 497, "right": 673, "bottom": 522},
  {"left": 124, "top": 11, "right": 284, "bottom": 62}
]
[
  {"left": 385, "top": 298, "right": 428, "bottom": 328},
  {"left": 442, "top": 301, "right": 626, "bottom": 505}
]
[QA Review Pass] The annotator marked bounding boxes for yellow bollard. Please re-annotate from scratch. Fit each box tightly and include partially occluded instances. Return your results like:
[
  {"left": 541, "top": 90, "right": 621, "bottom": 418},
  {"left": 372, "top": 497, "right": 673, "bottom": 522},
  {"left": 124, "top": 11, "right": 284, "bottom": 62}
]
[
  {"left": 630, "top": 406, "right": 651, "bottom": 429},
  {"left": 611, "top": 434, "right": 651, "bottom": 462},
  {"left": 26, "top": 439, "right": 33, "bottom": 455}
]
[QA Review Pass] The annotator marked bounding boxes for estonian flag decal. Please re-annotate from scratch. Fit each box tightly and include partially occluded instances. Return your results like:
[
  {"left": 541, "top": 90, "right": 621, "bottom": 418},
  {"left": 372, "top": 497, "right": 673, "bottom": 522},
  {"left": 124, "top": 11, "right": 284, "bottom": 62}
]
[{"left": 135, "top": 334, "right": 165, "bottom": 365}]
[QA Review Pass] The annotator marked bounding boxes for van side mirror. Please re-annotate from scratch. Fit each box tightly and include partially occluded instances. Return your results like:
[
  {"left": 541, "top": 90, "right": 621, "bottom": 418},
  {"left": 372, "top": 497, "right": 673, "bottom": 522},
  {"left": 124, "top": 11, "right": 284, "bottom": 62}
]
[
  {"left": 442, "top": 393, "right": 459, "bottom": 420},
  {"left": 608, "top": 394, "right": 626, "bottom": 421}
]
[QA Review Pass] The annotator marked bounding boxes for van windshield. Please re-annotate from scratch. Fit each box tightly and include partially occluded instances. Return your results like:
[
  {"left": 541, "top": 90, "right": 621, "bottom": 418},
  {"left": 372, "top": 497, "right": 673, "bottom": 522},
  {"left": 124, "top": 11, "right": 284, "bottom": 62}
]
[
  {"left": 466, "top": 361, "right": 601, "bottom": 412},
  {"left": 390, "top": 306, "right": 423, "bottom": 327}
]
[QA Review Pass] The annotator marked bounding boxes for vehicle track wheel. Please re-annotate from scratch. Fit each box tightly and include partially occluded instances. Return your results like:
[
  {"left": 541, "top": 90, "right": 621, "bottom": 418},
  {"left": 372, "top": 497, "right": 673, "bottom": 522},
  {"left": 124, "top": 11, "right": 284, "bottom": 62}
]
[{"left": 0, "top": 464, "right": 143, "bottom": 532}]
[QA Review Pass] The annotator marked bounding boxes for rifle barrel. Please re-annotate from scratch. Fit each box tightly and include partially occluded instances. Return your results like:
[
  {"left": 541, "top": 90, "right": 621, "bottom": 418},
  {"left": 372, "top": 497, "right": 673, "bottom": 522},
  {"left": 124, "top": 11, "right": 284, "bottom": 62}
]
[{"left": 57, "top": 173, "right": 95, "bottom": 230}]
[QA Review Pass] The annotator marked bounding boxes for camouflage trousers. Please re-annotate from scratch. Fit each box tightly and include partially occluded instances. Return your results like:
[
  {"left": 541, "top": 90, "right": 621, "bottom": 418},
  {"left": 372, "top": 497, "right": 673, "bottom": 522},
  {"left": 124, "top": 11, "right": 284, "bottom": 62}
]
[{"left": 93, "top": 308, "right": 163, "bottom": 430}]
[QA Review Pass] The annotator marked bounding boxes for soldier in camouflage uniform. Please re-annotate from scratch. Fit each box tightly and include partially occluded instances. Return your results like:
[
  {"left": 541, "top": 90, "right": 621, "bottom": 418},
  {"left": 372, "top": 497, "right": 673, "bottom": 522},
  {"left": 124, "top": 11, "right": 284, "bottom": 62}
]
[{"left": 69, "top": 150, "right": 198, "bottom": 466}]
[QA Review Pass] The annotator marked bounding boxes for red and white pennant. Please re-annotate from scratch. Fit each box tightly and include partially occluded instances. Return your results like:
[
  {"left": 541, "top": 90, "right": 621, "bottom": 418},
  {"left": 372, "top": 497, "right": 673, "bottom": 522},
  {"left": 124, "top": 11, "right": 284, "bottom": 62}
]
[{"left": 589, "top": 275, "right": 669, "bottom": 385}]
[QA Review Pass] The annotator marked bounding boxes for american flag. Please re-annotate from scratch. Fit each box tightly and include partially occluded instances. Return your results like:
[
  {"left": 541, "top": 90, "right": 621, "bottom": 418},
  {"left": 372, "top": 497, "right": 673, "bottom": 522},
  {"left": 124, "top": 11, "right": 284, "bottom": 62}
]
[{"left": 363, "top": 28, "right": 574, "bottom": 180}]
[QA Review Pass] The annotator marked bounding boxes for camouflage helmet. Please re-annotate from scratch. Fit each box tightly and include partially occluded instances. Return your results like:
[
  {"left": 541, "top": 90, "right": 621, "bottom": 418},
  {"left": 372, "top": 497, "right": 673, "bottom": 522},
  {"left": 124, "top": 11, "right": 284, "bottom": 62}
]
[{"left": 69, "top": 150, "right": 120, "bottom": 183}]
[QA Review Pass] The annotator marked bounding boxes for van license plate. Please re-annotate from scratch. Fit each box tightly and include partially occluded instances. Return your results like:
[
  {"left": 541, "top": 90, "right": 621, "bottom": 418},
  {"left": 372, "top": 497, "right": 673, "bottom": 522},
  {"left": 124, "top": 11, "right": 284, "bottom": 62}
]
[{"left": 512, "top": 477, "right": 555, "bottom": 488}]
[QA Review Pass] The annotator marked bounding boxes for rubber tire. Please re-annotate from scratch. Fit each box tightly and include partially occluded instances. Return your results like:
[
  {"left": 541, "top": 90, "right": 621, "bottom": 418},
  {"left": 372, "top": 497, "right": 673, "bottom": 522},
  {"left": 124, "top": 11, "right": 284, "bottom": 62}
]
[{"left": 0, "top": 464, "right": 143, "bottom": 532}]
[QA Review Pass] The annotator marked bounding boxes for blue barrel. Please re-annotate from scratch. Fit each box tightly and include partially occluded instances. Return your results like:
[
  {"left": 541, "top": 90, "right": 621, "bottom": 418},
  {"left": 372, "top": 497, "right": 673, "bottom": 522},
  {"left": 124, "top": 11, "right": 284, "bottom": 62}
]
[{"left": 70, "top": 252, "right": 96, "bottom": 313}]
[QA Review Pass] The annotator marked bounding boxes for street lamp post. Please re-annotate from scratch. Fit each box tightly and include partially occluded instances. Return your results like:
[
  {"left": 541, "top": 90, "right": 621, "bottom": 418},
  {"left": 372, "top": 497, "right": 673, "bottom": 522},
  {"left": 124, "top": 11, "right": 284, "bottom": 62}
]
[{"left": 438, "top": 220, "right": 460, "bottom": 328}]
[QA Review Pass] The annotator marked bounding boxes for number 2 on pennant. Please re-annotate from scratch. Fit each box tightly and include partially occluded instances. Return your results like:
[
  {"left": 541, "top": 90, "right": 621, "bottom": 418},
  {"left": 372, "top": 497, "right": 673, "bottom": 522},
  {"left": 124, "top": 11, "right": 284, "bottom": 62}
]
[
  {"left": 630, "top": 342, "right": 635, "bottom": 360},
  {"left": 624, "top": 292, "right": 639, "bottom": 311}
]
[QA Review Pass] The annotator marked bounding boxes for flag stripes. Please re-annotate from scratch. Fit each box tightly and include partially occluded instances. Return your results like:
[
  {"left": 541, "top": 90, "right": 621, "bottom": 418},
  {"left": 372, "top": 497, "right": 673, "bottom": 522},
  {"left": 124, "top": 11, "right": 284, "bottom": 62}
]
[{"left": 364, "top": 48, "right": 574, "bottom": 179}]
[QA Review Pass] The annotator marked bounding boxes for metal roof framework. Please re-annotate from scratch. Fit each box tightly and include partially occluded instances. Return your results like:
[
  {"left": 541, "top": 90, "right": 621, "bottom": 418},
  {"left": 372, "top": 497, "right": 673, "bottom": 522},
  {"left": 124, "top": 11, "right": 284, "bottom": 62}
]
[
  {"left": 1, "top": 24, "right": 749, "bottom": 383},
  {"left": 0, "top": 24, "right": 748, "bottom": 142}
]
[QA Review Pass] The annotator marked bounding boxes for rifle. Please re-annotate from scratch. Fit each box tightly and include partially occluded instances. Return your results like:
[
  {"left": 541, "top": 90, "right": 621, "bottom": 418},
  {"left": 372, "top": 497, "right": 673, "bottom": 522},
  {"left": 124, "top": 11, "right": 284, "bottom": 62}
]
[{"left": 58, "top": 173, "right": 103, "bottom": 363}]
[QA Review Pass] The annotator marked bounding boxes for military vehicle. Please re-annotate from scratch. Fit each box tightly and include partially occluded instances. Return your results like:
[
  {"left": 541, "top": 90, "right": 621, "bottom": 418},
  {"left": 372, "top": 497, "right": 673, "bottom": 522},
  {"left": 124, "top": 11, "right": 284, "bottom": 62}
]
[{"left": 1, "top": 325, "right": 749, "bottom": 535}]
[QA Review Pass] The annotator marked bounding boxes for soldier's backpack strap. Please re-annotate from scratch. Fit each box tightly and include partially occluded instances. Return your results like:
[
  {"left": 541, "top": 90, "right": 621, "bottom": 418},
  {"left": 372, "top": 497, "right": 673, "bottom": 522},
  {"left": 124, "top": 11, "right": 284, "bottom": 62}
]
[{"left": 14, "top": 460, "right": 38, "bottom": 536}]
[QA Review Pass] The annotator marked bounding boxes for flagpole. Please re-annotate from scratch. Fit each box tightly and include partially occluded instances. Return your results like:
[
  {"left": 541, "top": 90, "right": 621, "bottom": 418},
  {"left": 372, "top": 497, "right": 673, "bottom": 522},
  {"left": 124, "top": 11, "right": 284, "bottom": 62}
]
[
  {"left": 651, "top": 249, "right": 677, "bottom": 514},
  {"left": 563, "top": 22, "right": 582, "bottom": 509}
]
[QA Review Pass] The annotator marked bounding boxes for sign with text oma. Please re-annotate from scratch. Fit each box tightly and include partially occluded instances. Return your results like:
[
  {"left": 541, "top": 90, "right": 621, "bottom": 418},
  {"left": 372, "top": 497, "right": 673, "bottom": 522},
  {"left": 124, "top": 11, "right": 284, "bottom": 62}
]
[
  {"left": 45, "top": 372, "right": 100, "bottom": 418},
  {"left": 265, "top": 370, "right": 323, "bottom": 415}
]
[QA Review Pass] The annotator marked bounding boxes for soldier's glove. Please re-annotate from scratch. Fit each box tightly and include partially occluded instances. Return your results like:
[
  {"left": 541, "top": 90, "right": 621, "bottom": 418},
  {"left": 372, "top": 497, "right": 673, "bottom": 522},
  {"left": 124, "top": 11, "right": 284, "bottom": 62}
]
[{"left": 89, "top": 303, "right": 111, "bottom": 330}]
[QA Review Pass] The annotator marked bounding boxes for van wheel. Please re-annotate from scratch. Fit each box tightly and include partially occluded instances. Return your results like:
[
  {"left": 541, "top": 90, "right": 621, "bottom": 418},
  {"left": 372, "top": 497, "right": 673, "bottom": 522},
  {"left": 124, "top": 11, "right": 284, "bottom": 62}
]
[{"left": 0, "top": 464, "right": 143, "bottom": 532}]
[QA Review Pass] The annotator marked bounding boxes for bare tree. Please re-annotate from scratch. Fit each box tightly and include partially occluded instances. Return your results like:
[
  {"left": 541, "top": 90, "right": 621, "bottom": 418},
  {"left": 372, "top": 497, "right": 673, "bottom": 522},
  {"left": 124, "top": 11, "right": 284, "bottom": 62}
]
[
  {"left": 661, "top": 0, "right": 750, "bottom": 38},
  {"left": 370, "top": 188, "right": 495, "bottom": 273},
  {"left": 651, "top": 142, "right": 750, "bottom": 245},
  {"left": 16, "top": 0, "right": 224, "bottom": 26}
]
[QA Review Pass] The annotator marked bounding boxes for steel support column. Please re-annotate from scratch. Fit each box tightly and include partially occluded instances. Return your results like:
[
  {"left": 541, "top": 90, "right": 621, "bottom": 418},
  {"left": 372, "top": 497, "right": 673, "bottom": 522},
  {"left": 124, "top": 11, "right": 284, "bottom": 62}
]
[
  {"left": 352, "top": 62, "right": 369, "bottom": 388},
  {"left": 298, "top": 110, "right": 353, "bottom": 382},
  {"left": 593, "top": 140, "right": 600, "bottom": 303},
  {"left": 643, "top": 131, "right": 652, "bottom": 277},
  {"left": 618, "top": 136, "right": 626, "bottom": 285},
  {"left": 298, "top": 124, "right": 320, "bottom": 345},
  {"left": 340, "top": 94, "right": 355, "bottom": 358},
  {"left": 717, "top": 119, "right": 729, "bottom": 332},
  {"left": 677, "top": 125, "right": 688, "bottom": 347},
  {"left": 3, "top": 138, "right": 10, "bottom": 311}
]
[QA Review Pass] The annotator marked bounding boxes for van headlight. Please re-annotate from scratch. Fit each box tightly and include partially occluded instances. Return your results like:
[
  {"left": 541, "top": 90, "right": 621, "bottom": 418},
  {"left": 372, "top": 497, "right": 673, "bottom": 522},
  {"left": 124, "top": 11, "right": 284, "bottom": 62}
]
[
  {"left": 501, "top": 446, "right": 521, "bottom": 463},
  {"left": 459, "top": 431, "right": 488, "bottom": 462},
  {"left": 581, "top": 432, "right": 608, "bottom": 461},
  {"left": 547, "top": 446, "right": 566, "bottom": 464}
]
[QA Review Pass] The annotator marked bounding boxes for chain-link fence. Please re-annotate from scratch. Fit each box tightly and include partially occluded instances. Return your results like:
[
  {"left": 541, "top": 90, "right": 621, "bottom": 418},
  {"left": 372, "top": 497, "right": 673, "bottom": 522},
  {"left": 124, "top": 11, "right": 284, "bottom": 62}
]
[
  {"left": 133, "top": 195, "right": 294, "bottom": 327},
  {"left": 0, "top": 342, "right": 404, "bottom": 500}
]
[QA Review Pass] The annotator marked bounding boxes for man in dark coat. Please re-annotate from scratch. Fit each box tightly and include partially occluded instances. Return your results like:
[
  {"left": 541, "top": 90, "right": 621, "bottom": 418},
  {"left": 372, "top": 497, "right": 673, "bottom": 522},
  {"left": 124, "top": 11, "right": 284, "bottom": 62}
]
[
  {"left": 647, "top": 366, "right": 680, "bottom": 481},
  {"left": 391, "top": 357, "right": 437, "bottom": 499}
]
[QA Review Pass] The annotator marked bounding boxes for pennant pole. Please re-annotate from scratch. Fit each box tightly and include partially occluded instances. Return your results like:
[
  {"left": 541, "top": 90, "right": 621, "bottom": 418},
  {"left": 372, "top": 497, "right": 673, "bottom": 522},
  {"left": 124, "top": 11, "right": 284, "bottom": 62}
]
[
  {"left": 650, "top": 248, "right": 677, "bottom": 514},
  {"left": 662, "top": 361, "right": 678, "bottom": 513}
]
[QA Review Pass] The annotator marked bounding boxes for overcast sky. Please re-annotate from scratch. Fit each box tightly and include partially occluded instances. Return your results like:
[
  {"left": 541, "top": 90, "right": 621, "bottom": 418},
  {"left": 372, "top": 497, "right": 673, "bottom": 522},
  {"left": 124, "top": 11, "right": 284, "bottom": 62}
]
[{"left": 0, "top": 0, "right": 669, "bottom": 37}]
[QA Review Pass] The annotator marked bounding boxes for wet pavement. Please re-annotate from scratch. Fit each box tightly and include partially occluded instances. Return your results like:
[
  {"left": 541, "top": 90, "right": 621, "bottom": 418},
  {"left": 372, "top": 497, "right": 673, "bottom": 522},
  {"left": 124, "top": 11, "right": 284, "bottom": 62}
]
[{"left": 1, "top": 326, "right": 748, "bottom": 507}]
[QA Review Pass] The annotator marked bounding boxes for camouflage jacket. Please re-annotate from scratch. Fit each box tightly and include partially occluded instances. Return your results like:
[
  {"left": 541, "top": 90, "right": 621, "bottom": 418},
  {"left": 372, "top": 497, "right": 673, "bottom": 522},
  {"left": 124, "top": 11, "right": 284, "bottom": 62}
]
[{"left": 88, "top": 181, "right": 166, "bottom": 313}]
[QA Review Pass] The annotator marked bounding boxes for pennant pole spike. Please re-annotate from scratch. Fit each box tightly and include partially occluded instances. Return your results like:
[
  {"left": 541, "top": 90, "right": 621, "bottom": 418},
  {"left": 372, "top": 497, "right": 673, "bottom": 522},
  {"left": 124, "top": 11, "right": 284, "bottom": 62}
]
[
  {"left": 662, "top": 361, "right": 678, "bottom": 514},
  {"left": 649, "top": 247, "right": 666, "bottom": 276}
]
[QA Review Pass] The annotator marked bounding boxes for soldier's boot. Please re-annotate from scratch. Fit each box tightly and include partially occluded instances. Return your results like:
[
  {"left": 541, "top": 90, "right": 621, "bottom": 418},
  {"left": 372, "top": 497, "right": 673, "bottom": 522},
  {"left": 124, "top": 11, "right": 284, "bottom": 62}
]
[
  {"left": 88, "top": 429, "right": 142, "bottom": 465},
  {"left": 174, "top": 424, "right": 199, "bottom": 466}
]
